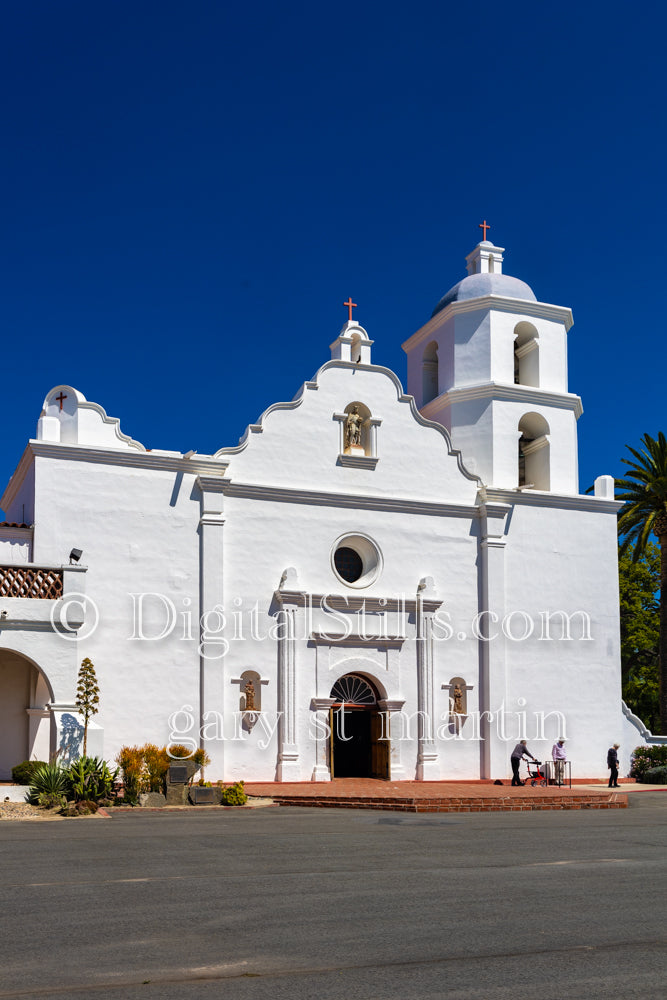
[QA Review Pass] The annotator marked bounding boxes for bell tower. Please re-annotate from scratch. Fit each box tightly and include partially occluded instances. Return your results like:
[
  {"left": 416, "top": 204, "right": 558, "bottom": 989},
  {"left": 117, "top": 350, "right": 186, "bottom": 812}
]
[{"left": 402, "top": 236, "right": 582, "bottom": 493}]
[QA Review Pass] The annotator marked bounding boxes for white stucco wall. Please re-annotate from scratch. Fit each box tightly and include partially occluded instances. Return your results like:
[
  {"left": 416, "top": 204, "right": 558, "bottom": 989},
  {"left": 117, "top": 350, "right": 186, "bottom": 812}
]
[{"left": 498, "top": 500, "right": 622, "bottom": 778}]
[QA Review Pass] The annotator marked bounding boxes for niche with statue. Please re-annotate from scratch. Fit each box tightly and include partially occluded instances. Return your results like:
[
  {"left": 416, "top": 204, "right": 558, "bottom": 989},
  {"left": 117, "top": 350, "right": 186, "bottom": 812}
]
[
  {"left": 444, "top": 677, "right": 470, "bottom": 735},
  {"left": 236, "top": 670, "right": 264, "bottom": 731},
  {"left": 334, "top": 401, "right": 381, "bottom": 468}
]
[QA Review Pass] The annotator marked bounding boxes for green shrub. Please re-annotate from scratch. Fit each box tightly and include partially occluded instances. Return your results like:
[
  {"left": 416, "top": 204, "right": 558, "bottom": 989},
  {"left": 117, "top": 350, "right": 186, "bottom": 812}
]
[
  {"left": 12, "top": 760, "right": 46, "bottom": 785},
  {"left": 27, "top": 762, "right": 68, "bottom": 803},
  {"left": 115, "top": 746, "right": 144, "bottom": 801},
  {"left": 114, "top": 743, "right": 212, "bottom": 801},
  {"left": 630, "top": 745, "right": 667, "bottom": 779},
  {"left": 37, "top": 792, "right": 66, "bottom": 810},
  {"left": 220, "top": 781, "right": 248, "bottom": 806},
  {"left": 61, "top": 800, "right": 99, "bottom": 817},
  {"left": 167, "top": 745, "right": 211, "bottom": 770},
  {"left": 640, "top": 765, "right": 667, "bottom": 784},
  {"left": 142, "top": 744, "right": 170, "bottom": 792}
]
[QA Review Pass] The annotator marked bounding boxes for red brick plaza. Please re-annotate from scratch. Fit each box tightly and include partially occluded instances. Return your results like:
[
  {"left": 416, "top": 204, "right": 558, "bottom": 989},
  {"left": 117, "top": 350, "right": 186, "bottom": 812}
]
[{"left": 243, "top": 779, "right": 629, "bottom": 813}]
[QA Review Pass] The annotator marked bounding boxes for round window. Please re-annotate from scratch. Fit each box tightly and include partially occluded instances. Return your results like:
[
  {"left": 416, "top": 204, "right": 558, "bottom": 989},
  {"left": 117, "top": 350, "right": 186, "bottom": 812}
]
[{"left": 331, "top": 534, "right": 382, "bottom": 589}]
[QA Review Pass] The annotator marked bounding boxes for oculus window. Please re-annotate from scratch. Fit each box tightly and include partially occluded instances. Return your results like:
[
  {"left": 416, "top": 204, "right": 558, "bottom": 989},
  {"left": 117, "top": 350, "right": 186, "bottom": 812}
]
[{"left": 331, "top": 533, "right": 382, "bottom": 589}]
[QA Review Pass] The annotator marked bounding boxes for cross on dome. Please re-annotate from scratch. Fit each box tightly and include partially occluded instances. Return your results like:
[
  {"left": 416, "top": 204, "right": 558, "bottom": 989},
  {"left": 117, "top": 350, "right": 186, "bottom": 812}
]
[{"left": 478, "top": 219, "right": 491, "bottom": 241}]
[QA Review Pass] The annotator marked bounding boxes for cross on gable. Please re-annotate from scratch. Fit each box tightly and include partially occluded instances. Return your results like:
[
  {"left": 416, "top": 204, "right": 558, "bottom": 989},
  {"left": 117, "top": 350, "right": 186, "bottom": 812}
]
[
  {"left": 343, "top": 297, "right": 357, "bottom": 322},
  {"left": 55, "top": 392, "right": 67, "bottom": 411}
]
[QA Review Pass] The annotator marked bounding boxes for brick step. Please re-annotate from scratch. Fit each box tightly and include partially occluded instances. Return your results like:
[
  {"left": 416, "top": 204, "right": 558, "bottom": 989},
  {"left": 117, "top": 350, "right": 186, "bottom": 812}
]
[{"left": 271, "top": 793, "right": 626, "bottom": 813}]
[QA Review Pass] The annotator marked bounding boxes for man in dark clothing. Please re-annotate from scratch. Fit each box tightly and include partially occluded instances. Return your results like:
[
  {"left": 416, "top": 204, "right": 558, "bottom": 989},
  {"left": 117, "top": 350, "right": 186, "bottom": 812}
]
[
  {"left": 511, "top": 740, "right": 536, "bottom": 786},
  {"left": 607, "top": 743, "right": 620, "bottom": 788}
]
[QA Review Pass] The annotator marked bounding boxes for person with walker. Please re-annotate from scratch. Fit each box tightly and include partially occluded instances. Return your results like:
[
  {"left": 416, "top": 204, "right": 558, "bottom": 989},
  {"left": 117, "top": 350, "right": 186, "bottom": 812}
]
[{"left": 511, "top": 740, "right": 536, "bottom": 786}]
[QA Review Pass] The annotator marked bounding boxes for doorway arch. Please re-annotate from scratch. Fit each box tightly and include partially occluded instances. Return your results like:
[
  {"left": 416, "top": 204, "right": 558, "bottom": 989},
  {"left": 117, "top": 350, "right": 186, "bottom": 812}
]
[
  {"left": 0, "top": 649, "right": 53, "bottom": 780},
  {"left": 329, "top": 673, "right": 389, "bottom": 779}
]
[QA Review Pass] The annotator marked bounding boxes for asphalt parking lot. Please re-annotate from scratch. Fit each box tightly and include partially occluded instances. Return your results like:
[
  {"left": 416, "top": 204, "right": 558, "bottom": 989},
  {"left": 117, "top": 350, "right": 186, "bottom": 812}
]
[{"left": 1, "top": 794, "right": 666, "bottom": 999}]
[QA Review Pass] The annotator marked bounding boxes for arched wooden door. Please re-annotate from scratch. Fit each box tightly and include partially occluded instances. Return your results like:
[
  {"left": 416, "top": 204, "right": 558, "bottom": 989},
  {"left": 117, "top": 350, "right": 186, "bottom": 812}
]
[{"left": 328, "top": 675, "right": 389, "bottom": 780}]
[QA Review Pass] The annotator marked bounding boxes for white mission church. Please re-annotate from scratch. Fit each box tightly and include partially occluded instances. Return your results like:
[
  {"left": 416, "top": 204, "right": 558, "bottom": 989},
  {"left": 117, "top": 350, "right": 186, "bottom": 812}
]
[{"left": 0, "top": 237, "right": 652, "bottom": 782}]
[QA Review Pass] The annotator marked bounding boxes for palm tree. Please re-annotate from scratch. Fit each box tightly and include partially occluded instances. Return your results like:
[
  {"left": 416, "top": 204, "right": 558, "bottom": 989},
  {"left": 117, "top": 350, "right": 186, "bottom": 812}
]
[{"left": 616, "top": 432, "right": 667, "bottom": 733}]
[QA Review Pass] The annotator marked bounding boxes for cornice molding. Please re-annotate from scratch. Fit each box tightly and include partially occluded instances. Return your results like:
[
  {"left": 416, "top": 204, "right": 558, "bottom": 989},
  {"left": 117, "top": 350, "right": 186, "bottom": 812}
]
[
  {"left": 0, "top": 620, "right": 83, "bottom": 634},
  {"left": 196, "top": 476, "right": 229, "bottom": 493},
  {"left": 421, "top": 382, "right": 584, "bottom": 420},
  {"left": 274, "top": 591, "right": 441, "bottom": 613},
  {"left": 309, "top": 631, "right": 406, "bottom": 648},
  {"left": 337, "top": 454, "right": 380, "bottom": 470},
  {"left": 220, "top": 479, "right": 479, "bottom": 518},
  {"left": 402, "top": 294, "right": 574, "bottom": 352},
  {"left": 482, "top": 487, "right": 624, "bottom": 513},
  {"left": 1, "top": 443, "right": 229, "bottom": 510}
]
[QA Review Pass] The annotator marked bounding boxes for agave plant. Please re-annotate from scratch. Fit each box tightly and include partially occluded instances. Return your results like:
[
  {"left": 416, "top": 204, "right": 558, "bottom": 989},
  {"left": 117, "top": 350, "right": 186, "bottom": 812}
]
[
  {"left": 27, "top": 762, "right": 68, "bottom": 804},
  {"left": 66, "top": 756, "right": 117, "bottom": 802}
]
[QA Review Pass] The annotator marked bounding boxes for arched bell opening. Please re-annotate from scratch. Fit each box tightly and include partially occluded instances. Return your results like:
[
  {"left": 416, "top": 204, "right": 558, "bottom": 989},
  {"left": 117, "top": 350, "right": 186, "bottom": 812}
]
[
  {"left": 518, "top": 412, "right": 551, "bottom": 491},
  {"left": 514, "top": 322, "right": 539, "bottom": 387},
  {"left": 328, "top": 673, "right": 389, "bottom": 779},
  {"left": 422, "top": 341, "right": 439, "bottom": 405}
]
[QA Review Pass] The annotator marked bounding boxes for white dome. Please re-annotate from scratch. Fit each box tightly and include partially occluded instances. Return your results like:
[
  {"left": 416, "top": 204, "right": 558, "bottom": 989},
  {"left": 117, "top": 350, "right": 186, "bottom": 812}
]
[{"left": 431, "top": 272, "right": 537, "bottom": 318}]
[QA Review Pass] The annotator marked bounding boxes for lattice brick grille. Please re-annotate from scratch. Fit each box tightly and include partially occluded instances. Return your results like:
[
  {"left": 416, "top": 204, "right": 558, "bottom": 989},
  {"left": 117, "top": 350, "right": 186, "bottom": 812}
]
[{"left": 0, "top": 566, "right": 64, "bottom": 600}]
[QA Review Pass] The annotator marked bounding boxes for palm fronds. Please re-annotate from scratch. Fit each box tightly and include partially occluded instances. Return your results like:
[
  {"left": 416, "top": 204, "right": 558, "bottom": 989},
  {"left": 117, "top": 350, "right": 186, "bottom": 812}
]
[{"left": 616, "top": 432, "right": 667, "bottom": 559}]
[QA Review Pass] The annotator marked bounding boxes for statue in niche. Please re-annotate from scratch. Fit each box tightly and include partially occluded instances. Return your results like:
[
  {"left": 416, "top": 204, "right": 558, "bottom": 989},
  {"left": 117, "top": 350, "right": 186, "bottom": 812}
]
[
  {"left": 452, "top": 685, "right": 464, "bottom": 715},
  {"left": 244, "top": 680, "right": 256, "bottom": 711},
  {"left": 344, "top": 406, "right": 363, "bottom": 450}
]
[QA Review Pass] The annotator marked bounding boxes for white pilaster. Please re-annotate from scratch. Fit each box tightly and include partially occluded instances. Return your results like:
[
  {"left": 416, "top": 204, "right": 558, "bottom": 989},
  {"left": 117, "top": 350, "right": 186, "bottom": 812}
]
[
  {"left": 197, "top": 476, "right": 226, "bottom": 778},
  {"left": 478, "top": 500, "right": 511, "bottom": 778},
  {"left": 27, "top": 708, "right": 50, "bottom": 761},
  {"left": 310, "top": 697, "right": 335, "bottom": 781},
  {"left": 415, "top": 577, "right": 442, "bottom": 780},
  {"left": 378, "top": 699, "right": 406, "bottom": 779},
  {"left": 275, "top": 587, "right": 302, "bottom": 780}
]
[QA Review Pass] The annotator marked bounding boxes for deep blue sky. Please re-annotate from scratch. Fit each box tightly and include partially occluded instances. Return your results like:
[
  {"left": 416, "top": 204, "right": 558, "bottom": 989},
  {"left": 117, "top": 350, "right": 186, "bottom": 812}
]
[{"left": 1, "top": 2, "right": 664, "bottom": 516}]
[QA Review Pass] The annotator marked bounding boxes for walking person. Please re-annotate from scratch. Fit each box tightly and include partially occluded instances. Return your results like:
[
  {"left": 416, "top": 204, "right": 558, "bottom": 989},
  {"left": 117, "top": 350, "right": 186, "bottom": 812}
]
[
  {"left": 607, "top": 743, "right": 620, "bottom": 788},
  {"left": 511, "top": 739, "right": 536, "bottom": 786},
  {"left": 551, "top": 738, "right": 567, "bottom": 785}
]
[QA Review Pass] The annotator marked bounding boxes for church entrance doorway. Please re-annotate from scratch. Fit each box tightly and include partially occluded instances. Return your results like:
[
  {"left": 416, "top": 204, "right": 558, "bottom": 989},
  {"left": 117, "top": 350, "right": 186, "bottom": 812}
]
[{"left": 329, "top": 674, "right": 389, "bottom": 780}]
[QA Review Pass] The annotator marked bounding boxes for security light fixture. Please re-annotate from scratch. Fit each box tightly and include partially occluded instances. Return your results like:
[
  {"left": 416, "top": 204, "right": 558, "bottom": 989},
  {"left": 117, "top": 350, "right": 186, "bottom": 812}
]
[
  {"left": 0, "top": 610, "right": 7, "bottom": 619},
  {"left": 183, "top": 450, "right": 197, "bottom": 459},
  {"left": 69, "top": 548, "right": 83, "bottom": 564}
]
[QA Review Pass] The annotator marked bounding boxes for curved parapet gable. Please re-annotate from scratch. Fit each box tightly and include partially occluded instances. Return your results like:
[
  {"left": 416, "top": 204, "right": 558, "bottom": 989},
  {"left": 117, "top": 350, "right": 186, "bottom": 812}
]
[
  {"left": 37, "top": 385, "right": 146, "bottom": 451},
  {"left": 622, "top": 700, "right": 667, "bottom": 746},
  {"left": 214, "top": 360, "right": 481, "bottom": 503}
]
